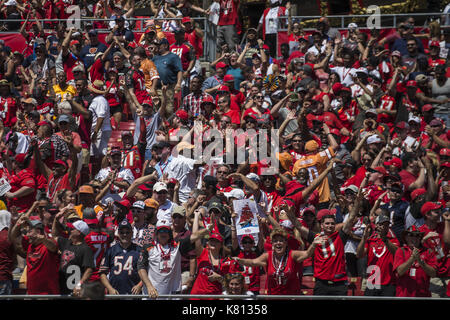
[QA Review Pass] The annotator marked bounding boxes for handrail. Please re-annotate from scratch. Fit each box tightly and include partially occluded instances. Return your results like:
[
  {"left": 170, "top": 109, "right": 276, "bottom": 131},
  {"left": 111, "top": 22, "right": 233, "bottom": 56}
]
[{"left": 0, "top": 294, "right": 447, "bottom": 300}]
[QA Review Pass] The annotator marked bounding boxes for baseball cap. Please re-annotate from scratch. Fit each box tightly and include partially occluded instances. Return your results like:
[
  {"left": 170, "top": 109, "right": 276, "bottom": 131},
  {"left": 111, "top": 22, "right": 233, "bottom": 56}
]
[
  {"left": 217, "top": 85, "right": 230, "bottom": 93},
  {"left": 121, "top": 131, "right": 133, "bottom": 138},
  {"left": 223, "top": 74, "right": 234, "bottom": 82},
  {"left": 144, "top": 198, "right": 159, "bottom": 209},
  {"left": 182, "top": 17, "right": 192, "bottom": 24},
  {"left": 83, "top": 207, "right": 99, "bottom": 225},
  {"left": 155, "top": 141, "right": 171, "bottom": 149},
  {"left": 109, "top": 147, "right": 122, "bottom": 156},
  {"left": 421, "top": 201, "right": 443, "bottom": 216},
  {"left": 208, "top": 202, "right": 224, "bottom": 213},
  {"left": 344, "top": 185, "right": 359, "bottom": 194},
  {"left": 132, "top": 201, "right": 145, "bottom": 210},
  {"left": 67, "top": 220, "right": 90, "bottom": 235},
  {"left": 174, "top": 28, "right": 185, "bottom": 34},
  {"left": 138, "top": 184, "right": 152, "bottom": 192},
  {"left": 367, "top": 135, "right": 382, "bottom": 145},
  {"left": 159, "top": 38, "right": 170, "bottom": 46},
  {"left": 172, "top": 204, "right": 186, "bottom": 217},
  {"left": 70, "top": 40, "right": 80, "bottom": 47},
  {"left": 241, "top": 234, "right": 255, "bottom": 242},
  {"left": 391, "top": 50, "right": 401, "bottom": 57},
  {"left": 209, "top": 232, "right": 223, "bottom": 242},
  {"left": 348, "top": 22, "right": 358, "bottom": 29},
  {"left": 58, "top": 114, "right": 71, "bottom": 124},
  {"left": 245, "top": 173, "right": 260, "bottom": 183},
  {"left": 289, "top": 93, "right": 300, "bottom": 102},
  {"left": 440, "top": 148, "right": 450, "bottom": 157},
  {"left": 88, "top": 29, "right": 98, "bottom": 36},
  {"left": 411, "top": 188, "right": 426, "bottom": 201},
  {"left": 247, "top": 27, "right": 257, "bottom": 34},
  {"left": 22, "top": 97, "right": 38, "bottom": 106},
  {"left": 156, "top": 219, "right": 171, "bottom": 231},
  {"left": 375, "top": 215, "right": 390, "bottom": 225},
  {"left": 415, "top": 74, "right": 428, "bottom": 83},
  {"left": 406, "top": 80, "right": 417, "bottom": 87},
  {"left": 175, "top": 109, "right": 189, "bottom": 121},
  {"left": 390, "top": 183, "right": 404, "bottom": 194},
  {"left": 223, "top": 188, "right": 245, "bottom": 200},
  {"left": 153, "top": 182, "right": 168, "bottom": 193},
  {"left": 114, "top": 199, "right": 131, "bottom": 210},
  {"left": 118, "top": 220, "right": 132, "bottom": 231},
  {"left": 280, "top": 219, "right": 294, "bottom": 230},
  {"left": 430, "top": 40, "right": 440, "bottom": 47},
  {"left": 201, "top": 95, "right": 215, "bottom": 106},
  {"left": 79, "top": 185, "right": 94, "bottom": 194},
  {"left": 305, "top": 140, "right": 319, "bottom": 152},
  {"left": 216, "top": 62, "right": 227, "bottom": 69},
  {"left": 384, "top": 157, "right": 402, "bottom": 169},
  {"left": 29, "top": 219, "right": 44, "bottom": 230},
  {"left": 408, "top": 116, "right": 421, "bottom": 124},
  {"left": 365, "top": 108, "right": 377, "bottom": 116},
  {"left": 317, "top": 208, "right": 335, "bottom": 222},
  {"left": 301, "top": 206, "right": 316, "bottom": 216}
]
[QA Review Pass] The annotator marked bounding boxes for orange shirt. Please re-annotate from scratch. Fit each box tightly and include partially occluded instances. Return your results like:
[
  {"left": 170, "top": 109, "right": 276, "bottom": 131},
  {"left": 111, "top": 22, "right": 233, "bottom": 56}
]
[
  {"left": 141, "top": 58, "right": 160, "bottom": 90},
  {"left": 292, "top": 147, "right": 335, "bottom": 203}
]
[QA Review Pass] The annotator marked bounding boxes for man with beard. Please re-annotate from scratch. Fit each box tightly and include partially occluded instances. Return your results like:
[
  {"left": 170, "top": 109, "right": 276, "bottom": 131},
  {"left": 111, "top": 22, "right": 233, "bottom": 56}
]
[
  {"left": 51, "top": 213, "right": 94, "bottom": 296},
  {"left": 398, "top": 152, "right": 427, "bottom": 201}
]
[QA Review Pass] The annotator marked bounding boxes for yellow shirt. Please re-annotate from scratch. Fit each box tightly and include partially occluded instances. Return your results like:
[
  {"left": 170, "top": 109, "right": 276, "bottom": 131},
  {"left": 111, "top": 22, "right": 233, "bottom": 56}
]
[
  {"left": 292, "top": 147, "right": 335, "bottom": 203},
  {"left": 53, "top": 84, "right": 76, "bottom": 102}
]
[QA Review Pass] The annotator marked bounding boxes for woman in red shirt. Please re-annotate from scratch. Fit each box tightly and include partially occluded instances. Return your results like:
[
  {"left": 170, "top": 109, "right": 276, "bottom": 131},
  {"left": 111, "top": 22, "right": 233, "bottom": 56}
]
[
  {"left": 190, "top": 210, "right": 238, "bottom": 296},
  {"left": 393, "top": 226, "right": 438, "bottom": 297},
  {"left": 234, "top": 228, "right": 321, "bottom": 295}
]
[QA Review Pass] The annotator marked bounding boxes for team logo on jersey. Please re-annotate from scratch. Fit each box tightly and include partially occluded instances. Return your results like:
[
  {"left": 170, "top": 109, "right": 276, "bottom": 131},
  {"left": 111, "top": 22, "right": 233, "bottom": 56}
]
[
  {"left": 61, "top": 250, "right": 76, "bottom": 268},
  {"left": 89, "top": 47, "right": 98, "bottom": 54}
]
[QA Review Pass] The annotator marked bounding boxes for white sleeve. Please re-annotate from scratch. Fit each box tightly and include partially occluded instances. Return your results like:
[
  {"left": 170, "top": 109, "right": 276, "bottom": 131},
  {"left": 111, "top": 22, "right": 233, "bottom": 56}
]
[
  {"left": 96, "top": 99, "right": 108, "bottom": 118},
  {"left": 259, "top": 13, "right": 264, "bottom": 25},
  {"left": 95, "top": 168, "right": 109, "bottom": 182},
  {"left": 120, "top": 169, "right": 135, "bottom": 185}
]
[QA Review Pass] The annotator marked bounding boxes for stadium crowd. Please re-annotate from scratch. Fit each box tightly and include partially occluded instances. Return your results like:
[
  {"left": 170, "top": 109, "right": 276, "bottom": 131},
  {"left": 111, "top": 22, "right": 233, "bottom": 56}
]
[{"left": 0, "top": 0, "right": 450, "bottom": 299}]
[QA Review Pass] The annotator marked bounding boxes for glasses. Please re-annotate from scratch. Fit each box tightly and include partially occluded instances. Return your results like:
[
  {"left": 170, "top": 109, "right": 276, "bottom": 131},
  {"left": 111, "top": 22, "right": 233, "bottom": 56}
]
[
  {"left": 220, "top": 120, "right": 231, "bottom": 124},
  {"left": 217, "top": 170, "right": 229, "bottom": 174},
  {"left": 254, "top": 96, "right": 264, "bottom": 100},
  {"left": 157, "top": 191, "right": 168, "bottom": 195},
  {"left": 292, "top": 140, "right": 302, "bottom": 143},
  {"left": 39, "top": 82, "right": 48, "bottom": 85},
  {"left": 362, "top": 158, "right": 372, "bottom": 162},
  {"left": 242, "top": 241, "right": 253, "bottom": 244},
  {"left": 218, "top": 100, "right": 227, "bottom": 104},
  {"left": 407, "top": 44, "right": 416, "bottom": 47},
  {"left": 119, "top": 230, "right": 132, "bottom": 235}
]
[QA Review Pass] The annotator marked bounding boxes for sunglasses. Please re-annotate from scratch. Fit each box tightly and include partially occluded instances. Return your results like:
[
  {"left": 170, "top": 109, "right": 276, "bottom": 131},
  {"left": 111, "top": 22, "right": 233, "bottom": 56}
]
[
  {"left": 254, "top": 96, "right": 264, "bottom": 99},
  {"left": 242, "top": 241, "right": 253, "bottom": 244},
  {"left": 217, "top": 170, "right": 229, "bottom": 174}
]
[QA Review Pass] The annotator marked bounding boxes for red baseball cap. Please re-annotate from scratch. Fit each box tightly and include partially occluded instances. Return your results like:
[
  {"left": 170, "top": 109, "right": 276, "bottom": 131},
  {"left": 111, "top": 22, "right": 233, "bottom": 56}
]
[
  {"left": 383, "top": 157, "right": 403, "bottom": 169},
  {"left": 411, "top": 188, "right": 426, "bottom": 201},
  {"left": 217, "top": 85, "right": 230, "bottom": 93},
  {"left": 215, "top": 62, "right": 227, "bottom": 69},
  {"left": 317, "top": 208, "right": 335, "bottom": 222},
  {"left": 223, "top": 74, "right": 234, "bottom": 82},
  {"left": 70, "top": 40, "right": 80, "bottom": 46},
  {"left": 182, "top": 17, "right": 192, "bottom": 24},
  {"left": 406, "top": 80, "right": 417, "bottom": 87},
  {"left": 209, "top": 232, "right": 224, "bottom": 242},
  {"left": 442, "top": 161, "right": 450, "bottom": 167},
  {"left": 332, "top": 82, "right": 343, "bottom": 94},
  {"left": 421, "top": 201, "right": 443, "bottom": 216},
  {"left": 373, "top": 166, "right": 387, "bottom": 175},
  {"left": 330, "top": 128, "right": 341, "bottom": 136},
  {"left": 241, "top": 234, "right": 255, "bottom": 242},
  {"left": 201, "top": 95, "right": 215, "bottom": 106},
  {"left": 439, "top": 148, "right": 450, "bottom": 156},
  {"left": 175, "top": 109, "right": 189, "bottom": 121},
  {"left": 422, "top": 104, "right": 434, "bottom": 112},
  {"left": 114, "top": 199, "right": 131, "bottom": 209},
  {"left": 430, "top": 40, "right": 440, "bottom": 47}
]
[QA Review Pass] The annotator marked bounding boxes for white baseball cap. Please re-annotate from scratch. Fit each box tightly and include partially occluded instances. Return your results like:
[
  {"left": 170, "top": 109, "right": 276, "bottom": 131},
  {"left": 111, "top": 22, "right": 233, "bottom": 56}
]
[
  {"left": 367, "top": 135, "right": 382, "bottom": 145},
  {"left": 156, "top": 219, "right": 171, "bottom": 230},
  {"left": 132, "top": 201, "right": 145, "bottom": 210},
  {"left": 5, "top": 0, "right": 17, "bottom": 6},
  {"left": 153, "top": 181, "right": 168, "bottom": 193},
  {"left": 348, "top": 23, "right": 358, "bottom": 29},
  {"left": 408, "top": 116, "right": 421, "bottom": 124},
  {"left": 68, "top": 220, "right": 90, "bottom": 235}
]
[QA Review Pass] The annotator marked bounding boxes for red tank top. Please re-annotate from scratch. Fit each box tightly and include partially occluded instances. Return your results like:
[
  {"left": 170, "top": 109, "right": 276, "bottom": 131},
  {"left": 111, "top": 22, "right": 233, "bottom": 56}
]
[
  {"left": 266, "top": 250, "right": 301, "bottom": 295},
  {"left": 190, "top": 248, "right": 223, "bottom": 295}
]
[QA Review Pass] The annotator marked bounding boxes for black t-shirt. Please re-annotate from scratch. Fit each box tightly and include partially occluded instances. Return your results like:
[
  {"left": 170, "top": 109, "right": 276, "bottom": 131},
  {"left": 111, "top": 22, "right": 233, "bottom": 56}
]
[{"left": 57, "top": 237, "right": 95, "bottom": 294}]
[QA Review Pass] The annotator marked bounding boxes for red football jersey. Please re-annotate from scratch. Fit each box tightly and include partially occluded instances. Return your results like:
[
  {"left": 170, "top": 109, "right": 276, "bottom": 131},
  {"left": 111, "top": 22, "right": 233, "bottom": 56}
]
[
  {"left": 377, "top": 95, "right": 396, "bottom": 129},
  {"left": 190, "top": 248, "right": 224, "bottom": 295},
  {"left": 0, "top": 96, "right": 17, "bottom": 128},
  {"left": 126, "top": 68, "right": 148, "bottom": 104},
  {"left": 237, "top": 250, "right": 261, "bottom": 293},
  {"left": 313, "top": 230, "right": 348, "bottom": 283},
  {"left": 170, "top": 42, "right": 194, "bottom": 71},
  {"left": 365, "top": 229, "right": 400, "bottom": 286},
  {"left": 84, "top": 231, "right": 111, "bottom": 282}
]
